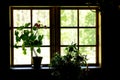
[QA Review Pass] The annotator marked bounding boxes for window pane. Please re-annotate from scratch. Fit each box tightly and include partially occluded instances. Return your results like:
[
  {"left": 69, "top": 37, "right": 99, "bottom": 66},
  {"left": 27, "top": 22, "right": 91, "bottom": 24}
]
[
  {"left": 32, "top": 10, "right": 50, "bottom": 27},
  {"left": 79, "top": 47, "right": 96, "bottom": 63},
  {"left": 61, "top": 29, "right": 77, "bottom": 45},
  {"left": 79, "top": 10, "right": 96, "bottom": 27},
  {"left": 37, "top": 29, "right": 50, "bottom": 45},
  {"left": 14, "top": 47, "right": 31, "bottom": 65},
  {"left": 61, "top": 46, "right": 96, "bottom": 63},
  {"left": 79, "top": 28, "right": 96, "bottom": 45},
  {"left": 61, "top": 47, "right": 66, "bottom": 56},
  {"left": 61, "top": 10, "right": 77, "bottom": 27},
  {"left": 13, "top": 10, "right": 31, "bottom": 27},
  {"left": 33, "top": 47, "right": 50, "bottom": 64}
]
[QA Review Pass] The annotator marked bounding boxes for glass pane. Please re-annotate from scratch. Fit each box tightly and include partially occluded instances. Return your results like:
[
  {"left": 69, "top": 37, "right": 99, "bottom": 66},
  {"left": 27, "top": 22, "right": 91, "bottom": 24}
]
[
  {"left": 13, "top": 10, "right": 31, "bottom": 27},
  {"left": 79, "top": 10, "right": 96, "bottom": 27},
  {"left": 79, "top": 47, "right": 96, "bottom": 63},
  {"left": 37, "top": 29, "right": 50, "bottom": 45},
  {"left": 33, "top": 47, "right": 50, "bottom": 64},
  {"left": 32, "top": 10, "right": 50, "bottom": 27},
  {"left": 61, "top": 10, "right": 77, "bottom": 27},
  {"left": 14, "top": 29, "right": 31, "bottom": 46},
  {"left": 14, "top": 47, "right": 31, "bottom": 65},
  {"left": 79, "top": 29, "right": 96, "bottom": 45},
  {"left": 61, "top": 47, "right": 66, "bottom": 56},
  {"left": 61, "top": 29, "right": 77, "bottom": 45}
]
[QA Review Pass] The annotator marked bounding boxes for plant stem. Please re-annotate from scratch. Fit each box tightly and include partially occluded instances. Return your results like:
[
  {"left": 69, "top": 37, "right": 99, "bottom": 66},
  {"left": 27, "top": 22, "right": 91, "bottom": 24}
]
[
  {"left": 35, "top": 29, "right": 39, "bottom": 36},
  {"left": 33, "top": 48, "right": 38, "bottom": 57}
]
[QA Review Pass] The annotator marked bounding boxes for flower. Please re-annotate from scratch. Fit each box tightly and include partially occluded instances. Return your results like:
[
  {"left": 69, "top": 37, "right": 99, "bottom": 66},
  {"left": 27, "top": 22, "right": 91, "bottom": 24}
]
[{"left": 14, "top": 21, "right": 46, "bottom": 57}]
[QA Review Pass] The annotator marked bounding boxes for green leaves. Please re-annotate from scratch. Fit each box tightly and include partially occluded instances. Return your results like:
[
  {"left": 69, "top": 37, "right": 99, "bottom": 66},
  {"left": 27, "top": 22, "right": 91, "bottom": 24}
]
[
  {"left": 15, "top": 30, "right": 19, "bottom": 36},
  {"left": 16, "top": 22, "right": 30, "bottom": 31},
  {"left": 37, "top": 47, "right": 41, "bottom": 53},
  {"left": 38, "top": 35, "right": 44, "bottom": 41},
  {"left": 24, "top": 23, "right": 31, "bottom": 27},
  {"left": 14, "top": 44, "right": 19, "bottom": 48},
  {"left": 65, "top": 42, "right": 78, "bottom": 53},
  {"left": 16, "top": 36, "right": 21, "bottom": 42},
  {"left": 23, "top": 49, "right": 27, "bottom": 55},
  {"left": 14, "top": 22, "right": 44, "bottom": 56},
  {"left": 15, "top": 30, "right": 21, "bottom": 42},
  {"left": 30, "top": 46, "right": 34, "bottom": 51},
  {"left": 50, "top": 42, "right": 88, "bottom": 68},
  {"left": 20, "top": 34, "right": 28, "bottom": 41},
  {"left": 24, "top": 30, "right": 29, "bottom": 35},
  {"left": 50, "top": 53, "right": 63, "bottom": 67},
  {"left": 22, "top": 44, "right": 27, "bottom": 55},
  {"left": 29, "top": 34, "right": 36, "bottom": 41},
  {"left": 17, "top": 26, "right": 24, "bottom": 30},
  {"left": 32, "top": 26, "right": 37, "bottom": 31}
]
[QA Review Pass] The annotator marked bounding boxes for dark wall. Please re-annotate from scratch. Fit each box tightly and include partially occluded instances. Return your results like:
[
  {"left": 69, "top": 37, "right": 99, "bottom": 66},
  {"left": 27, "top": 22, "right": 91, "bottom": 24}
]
[
  {"left": 1, "top": 0, "right": 120, "bottom": 79},
  {"left": 100, "top": 0, "right": 120, "bottom": 79},
  {"left": 7, "top": 68, "right": 102, "bottom": 80}
]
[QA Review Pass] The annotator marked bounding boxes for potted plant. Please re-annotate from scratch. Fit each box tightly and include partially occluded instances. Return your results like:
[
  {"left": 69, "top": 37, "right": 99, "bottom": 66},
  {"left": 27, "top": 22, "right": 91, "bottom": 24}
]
[
  {"left": 50, "top": 42, "right": 88, "bottom": 80},
  {"left": 14, "top": 20, "right": 44, "bottom": 69}
]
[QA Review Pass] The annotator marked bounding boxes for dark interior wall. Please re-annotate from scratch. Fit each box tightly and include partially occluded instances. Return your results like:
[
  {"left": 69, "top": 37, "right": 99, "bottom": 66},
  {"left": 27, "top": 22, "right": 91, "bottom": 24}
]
[
  {"left": 100, "top": 0, "right": 120, "bottom": 79},
  {"left": 1, "top": 0, "right": 120, "bottom": 79},
  {"left": 102, "top": 0, "right": 119, "bottom": 76}
]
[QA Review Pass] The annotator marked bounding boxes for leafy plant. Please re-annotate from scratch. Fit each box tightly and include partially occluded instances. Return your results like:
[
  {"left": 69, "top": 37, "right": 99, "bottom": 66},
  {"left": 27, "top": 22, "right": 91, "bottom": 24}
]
[
  {"left": 50, "top": 42, "right": 88, "bottom": 80},
  {"left": 14, "top": 21, "right": 44, "bottom": 57}
]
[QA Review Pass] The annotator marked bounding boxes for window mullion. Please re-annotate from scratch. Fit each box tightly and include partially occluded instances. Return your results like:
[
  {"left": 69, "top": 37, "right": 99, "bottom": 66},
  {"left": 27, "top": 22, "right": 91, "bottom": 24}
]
[
  {"left": 55, "top": 7, "right": 60, "bottom": 54},
  {"left": 77, "top": 9, "right": 79, "bottom": 49},
  {"left": 10, "top": 7, "right": 14, "bottom": 66},
  {"left": 50, "top": 7, "right": 57, "bottom": 59},
  {"left": 96, "top": 9, "right": 99, "bottom": 65}
]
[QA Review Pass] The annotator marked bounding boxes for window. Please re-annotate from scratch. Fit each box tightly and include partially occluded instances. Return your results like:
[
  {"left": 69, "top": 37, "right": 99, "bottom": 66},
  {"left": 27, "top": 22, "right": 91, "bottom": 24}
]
[{"left": 9, "top": 6, "right": 101, "bottom": 67}]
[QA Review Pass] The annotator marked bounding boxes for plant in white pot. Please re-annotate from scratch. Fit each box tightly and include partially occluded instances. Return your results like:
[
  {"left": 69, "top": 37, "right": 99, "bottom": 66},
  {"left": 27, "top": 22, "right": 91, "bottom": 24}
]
[{"left": 14, "top": 21, "right": 45, "bottom": 69}]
